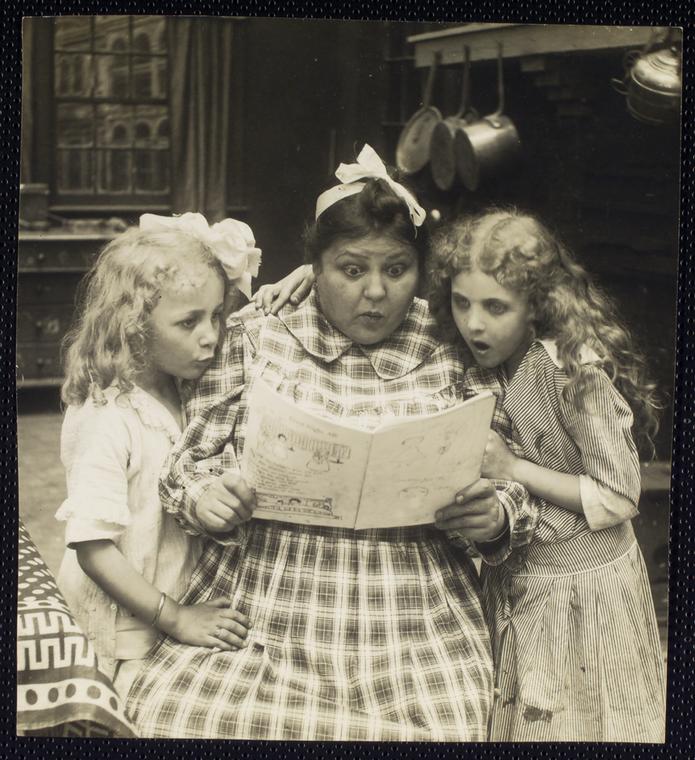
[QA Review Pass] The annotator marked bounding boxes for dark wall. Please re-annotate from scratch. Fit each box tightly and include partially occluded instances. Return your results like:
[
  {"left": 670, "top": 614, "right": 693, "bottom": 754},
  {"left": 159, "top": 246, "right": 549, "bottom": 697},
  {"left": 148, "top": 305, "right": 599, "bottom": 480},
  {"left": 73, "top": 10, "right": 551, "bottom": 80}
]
[{"left": 238, "top": 19, "right": 394, "bottom": 286}]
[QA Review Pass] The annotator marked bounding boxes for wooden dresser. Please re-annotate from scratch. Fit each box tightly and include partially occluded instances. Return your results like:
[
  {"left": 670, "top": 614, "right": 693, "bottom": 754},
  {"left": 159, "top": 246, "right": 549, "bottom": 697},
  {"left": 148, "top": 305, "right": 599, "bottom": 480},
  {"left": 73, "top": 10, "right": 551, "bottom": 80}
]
[{"left": 17, "top": 232, "right": 113, "bottom": 387}]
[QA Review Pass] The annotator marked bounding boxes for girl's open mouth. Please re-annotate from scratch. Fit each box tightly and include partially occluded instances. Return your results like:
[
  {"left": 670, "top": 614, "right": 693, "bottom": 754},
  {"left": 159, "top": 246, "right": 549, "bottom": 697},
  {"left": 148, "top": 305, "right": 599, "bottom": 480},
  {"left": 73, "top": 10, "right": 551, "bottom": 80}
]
[{"left": 471, "top": 340, "right": 491, "bottom": 352}]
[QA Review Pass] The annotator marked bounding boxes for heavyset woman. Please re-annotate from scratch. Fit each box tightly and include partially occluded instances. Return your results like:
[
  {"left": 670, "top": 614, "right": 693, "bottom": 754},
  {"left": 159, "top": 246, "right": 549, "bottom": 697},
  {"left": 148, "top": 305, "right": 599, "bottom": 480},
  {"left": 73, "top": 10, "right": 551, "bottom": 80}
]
[{"left": 126, "top": 146, "right": 537, "bottom": 740}]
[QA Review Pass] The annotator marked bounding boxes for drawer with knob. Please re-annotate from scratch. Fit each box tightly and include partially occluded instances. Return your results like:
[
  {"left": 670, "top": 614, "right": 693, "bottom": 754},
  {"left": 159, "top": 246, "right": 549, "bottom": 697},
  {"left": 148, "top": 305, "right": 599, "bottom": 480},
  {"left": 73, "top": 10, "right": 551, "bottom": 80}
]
[
  {"left": 17, "top": 304, "right": 76, "bottom": 344},
  {"left": 18, "top": 272, "right": 86, "bottom": 306},
  {"left": 17, "top": 232, "right": 116, "bottom": 387},
  {"left": 16, "top": 343, "right": 62, "bottom": 382},
  {"left": 18, "top": 235, "right": 107, "bottom": 272}
]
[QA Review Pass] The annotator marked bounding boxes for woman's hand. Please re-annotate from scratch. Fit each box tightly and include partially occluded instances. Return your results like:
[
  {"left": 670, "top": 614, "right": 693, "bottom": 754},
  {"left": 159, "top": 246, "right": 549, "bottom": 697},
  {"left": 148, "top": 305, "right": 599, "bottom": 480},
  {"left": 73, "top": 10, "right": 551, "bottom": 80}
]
[
  {"left": 482, "top": 429, "right": 519, "bottom": 481},
  {"left": 162, "top": 596, "right": 251, "bottom": 650},
  {"left": 196, "top": 471, "right": 256, "bottom": 533},
  {"left": 253, "top": 265, "right": 315, "bottom": 315},
  {"left": 434, "top": 479, "right": 507, "bottom": 543}
]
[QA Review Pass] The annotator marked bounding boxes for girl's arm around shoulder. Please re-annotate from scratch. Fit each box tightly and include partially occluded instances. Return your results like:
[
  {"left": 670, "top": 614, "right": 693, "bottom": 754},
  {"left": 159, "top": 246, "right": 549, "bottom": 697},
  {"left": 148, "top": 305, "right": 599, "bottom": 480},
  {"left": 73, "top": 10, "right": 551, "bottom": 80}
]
[{"left": 253, "top": 265, "right": 315, "bottom": 315}]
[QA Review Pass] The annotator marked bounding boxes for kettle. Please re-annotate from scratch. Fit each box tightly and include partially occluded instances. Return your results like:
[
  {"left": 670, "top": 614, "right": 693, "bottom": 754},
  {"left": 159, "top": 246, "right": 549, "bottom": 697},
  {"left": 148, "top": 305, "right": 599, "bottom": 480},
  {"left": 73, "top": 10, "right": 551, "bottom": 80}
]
[{"left": 613, "top": 28, "right": 681, "bottom": 125}]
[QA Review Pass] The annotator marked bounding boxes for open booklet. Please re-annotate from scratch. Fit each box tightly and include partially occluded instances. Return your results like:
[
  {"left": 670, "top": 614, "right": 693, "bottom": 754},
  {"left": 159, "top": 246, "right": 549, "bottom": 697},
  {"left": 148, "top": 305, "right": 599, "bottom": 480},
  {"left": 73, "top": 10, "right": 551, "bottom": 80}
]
[{"left": 240, "top": 380, "right": 496, "bottom": 530}]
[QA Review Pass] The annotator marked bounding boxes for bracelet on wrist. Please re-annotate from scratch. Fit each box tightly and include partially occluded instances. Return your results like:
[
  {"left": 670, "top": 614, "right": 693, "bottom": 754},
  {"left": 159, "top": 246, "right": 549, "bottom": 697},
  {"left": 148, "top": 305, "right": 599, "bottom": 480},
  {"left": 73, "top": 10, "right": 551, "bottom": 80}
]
[{"left": 150, "top": 592, "right": 167, "bottom": 628}]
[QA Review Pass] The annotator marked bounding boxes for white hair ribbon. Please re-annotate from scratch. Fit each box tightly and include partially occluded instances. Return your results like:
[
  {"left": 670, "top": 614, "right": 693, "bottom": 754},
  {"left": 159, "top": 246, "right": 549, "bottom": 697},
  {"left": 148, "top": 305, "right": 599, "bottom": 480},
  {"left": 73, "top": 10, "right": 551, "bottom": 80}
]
[
  {"left": 314, "top": 144, "right": 426, "bottom": 227},
  {"left": 139, "top": 212, "right": 262, "bottom": 299}
]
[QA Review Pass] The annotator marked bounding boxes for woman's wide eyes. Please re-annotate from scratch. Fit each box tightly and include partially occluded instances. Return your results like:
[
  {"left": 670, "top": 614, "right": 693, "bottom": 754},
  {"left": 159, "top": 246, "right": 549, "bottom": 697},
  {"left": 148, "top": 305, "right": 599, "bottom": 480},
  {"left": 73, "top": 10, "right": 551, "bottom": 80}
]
[
  {"left": 342, "top": 263, "right": 409, "bottom": 278},
  {"left": 488, "top": 302, "right": 508, "bottom": 315}
]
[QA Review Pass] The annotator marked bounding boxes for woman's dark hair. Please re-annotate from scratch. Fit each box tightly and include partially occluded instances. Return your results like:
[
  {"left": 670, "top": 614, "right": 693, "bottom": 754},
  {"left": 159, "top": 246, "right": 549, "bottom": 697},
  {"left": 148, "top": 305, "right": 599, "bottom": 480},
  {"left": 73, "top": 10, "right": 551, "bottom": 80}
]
[{"left": 303, "top": 174, "right": 429, "bottom": 281}]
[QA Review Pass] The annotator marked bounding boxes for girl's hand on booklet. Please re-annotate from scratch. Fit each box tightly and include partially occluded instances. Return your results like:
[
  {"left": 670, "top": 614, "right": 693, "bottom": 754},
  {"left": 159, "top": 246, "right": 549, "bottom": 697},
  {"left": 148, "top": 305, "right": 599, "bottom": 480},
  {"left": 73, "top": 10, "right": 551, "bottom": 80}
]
[
  {"left": 196, "top": 471, "right": 256, "bottom": 533},
  {"left": 481, "top": 429, "right": 519, "bottom": 482},
  {"left": 161, "top": 597, "right": 252, "bottom": 650},
  {"left": 434, "top": 479, "right": 507, "bottom": 543},
  {"left": 253, "top": 265, "right": 315, "bottom": 315}
]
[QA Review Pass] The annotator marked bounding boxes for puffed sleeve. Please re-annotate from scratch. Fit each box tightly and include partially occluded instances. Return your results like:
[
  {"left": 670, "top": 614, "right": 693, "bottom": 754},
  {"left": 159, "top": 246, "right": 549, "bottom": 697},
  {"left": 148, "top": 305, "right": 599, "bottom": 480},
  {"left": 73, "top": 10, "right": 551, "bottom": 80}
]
[
  {"left": 159, "top": 308, "right": 260, "bottom": 544},
  {"left": 55, "top": 401, "right": 137, "bottom": 547},
  {"left": 560, "top": 364, "right": 642, "bottom": 512}
]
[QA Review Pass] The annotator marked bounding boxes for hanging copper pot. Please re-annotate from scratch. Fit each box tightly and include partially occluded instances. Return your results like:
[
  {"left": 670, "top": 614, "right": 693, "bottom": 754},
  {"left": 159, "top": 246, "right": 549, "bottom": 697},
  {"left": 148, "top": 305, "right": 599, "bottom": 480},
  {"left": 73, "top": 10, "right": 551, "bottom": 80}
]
[
  {"left": 453, "top": 42, "right": 521, "bottom": 191},
  {"left": 430, "top": 46, "right": 478, "bottom": 191},
  {"left": 396, "top": 52, "right": 443, "bottom": 175}
]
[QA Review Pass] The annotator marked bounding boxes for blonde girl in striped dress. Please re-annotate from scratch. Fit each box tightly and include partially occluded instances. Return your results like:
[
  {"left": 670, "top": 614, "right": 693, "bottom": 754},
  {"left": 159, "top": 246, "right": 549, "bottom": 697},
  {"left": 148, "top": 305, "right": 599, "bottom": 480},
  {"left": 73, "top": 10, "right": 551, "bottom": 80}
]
[{"left": 428, "top": 208, "right": 665, "bottom": 742}]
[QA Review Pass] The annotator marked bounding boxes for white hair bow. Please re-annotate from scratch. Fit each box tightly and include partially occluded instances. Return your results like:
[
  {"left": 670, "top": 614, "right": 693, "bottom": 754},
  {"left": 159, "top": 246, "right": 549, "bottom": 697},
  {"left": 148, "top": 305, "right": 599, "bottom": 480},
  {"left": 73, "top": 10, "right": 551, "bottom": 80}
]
[
  {"left": 139, "top": 212, "right": 262, "bottom": 299},
  {"left": 315, "top": 144, "right": 426, "bottom": 227}
]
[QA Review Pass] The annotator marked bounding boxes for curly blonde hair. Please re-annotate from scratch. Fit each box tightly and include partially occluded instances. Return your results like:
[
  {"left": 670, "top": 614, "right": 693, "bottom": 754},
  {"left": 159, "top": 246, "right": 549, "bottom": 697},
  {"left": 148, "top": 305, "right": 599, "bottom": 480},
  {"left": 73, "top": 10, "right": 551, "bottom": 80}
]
[
  {"left": 428, "top": 207, "right": 660, "bottom": 456},
  {"left": 61, "top": 226, "right": 228, "bottom": 407}
]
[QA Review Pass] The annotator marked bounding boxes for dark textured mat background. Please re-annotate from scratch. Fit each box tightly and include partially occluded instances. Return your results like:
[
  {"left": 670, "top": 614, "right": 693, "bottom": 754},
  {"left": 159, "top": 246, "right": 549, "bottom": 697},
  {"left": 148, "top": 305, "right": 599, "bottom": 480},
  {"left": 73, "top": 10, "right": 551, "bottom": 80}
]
[{"left": 2, "top": 2, "right": 693, "bottom": 757}]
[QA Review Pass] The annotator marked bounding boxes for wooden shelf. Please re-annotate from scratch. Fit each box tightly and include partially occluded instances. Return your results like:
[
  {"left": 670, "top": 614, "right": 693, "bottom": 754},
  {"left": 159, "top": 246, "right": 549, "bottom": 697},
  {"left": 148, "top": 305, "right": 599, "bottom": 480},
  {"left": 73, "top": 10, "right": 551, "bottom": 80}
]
[
  {"left": 16, "top": 377, "right": 63, "bottom": 389},
  {"left": 18, "top": 232, "right": 116, "bottom": 242},
  {"left": 641, "top": 461, "right": 671, "bottom": 493},
  {"left": 18, "top": 267, "right": 90, "bottom": 274},
  {"left": 407, "top": 24, "right": 668, "bottom": 67}
]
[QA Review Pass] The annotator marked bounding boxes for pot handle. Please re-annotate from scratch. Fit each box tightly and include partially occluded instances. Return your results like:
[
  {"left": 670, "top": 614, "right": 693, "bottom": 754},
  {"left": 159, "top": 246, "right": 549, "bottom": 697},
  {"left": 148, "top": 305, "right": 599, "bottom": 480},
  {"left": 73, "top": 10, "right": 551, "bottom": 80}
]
[
  {"left": 422, "top": 51, "right": 441, "bottom": 108},
  {"left": 454, "top": 45, "right": 472, "bottom": 118},
  {"left": 489, "top": 41, "right": 506, "bottom": 123},
  {"left": 641, "top": 26, "right": 671, "bottom": 57}
]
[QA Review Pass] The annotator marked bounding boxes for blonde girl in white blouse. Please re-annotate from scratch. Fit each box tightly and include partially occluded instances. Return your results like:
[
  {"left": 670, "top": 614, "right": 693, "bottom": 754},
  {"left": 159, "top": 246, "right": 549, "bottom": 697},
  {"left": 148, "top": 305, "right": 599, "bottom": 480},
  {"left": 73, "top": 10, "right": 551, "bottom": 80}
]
[{"left": 55, "top": 215, "right": 261, "bottom": 696}]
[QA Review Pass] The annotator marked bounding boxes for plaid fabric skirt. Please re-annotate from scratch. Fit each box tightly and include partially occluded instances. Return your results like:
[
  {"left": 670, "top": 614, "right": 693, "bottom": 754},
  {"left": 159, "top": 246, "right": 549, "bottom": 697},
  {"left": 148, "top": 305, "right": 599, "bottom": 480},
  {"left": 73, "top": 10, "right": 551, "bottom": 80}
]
[
  {"left": 482, "top": 522, "right": 665, "bottom": 742},
  {"left": 126, "top": 521, "right": 493, "bottom": 740}
]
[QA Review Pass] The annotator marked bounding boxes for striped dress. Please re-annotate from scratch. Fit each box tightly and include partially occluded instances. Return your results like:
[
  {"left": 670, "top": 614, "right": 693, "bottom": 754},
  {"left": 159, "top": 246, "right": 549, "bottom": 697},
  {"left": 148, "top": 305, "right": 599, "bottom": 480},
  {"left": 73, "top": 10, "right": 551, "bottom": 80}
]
[
  {"left": 125, "top": 292, "right": 536, "bottom": 740},
  {"left": 471, "top": 340, "right": 665, "bottom": 742}
]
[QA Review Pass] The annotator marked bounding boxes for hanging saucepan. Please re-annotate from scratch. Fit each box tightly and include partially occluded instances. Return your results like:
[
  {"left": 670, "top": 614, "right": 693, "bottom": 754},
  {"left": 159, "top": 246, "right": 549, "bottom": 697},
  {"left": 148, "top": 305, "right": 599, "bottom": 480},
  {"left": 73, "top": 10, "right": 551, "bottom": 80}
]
[
  {"left": 611, "top": 28, "right": 682, "bottom": 126},
  {"left": 396, "top": 52, "right": 443, "bottom": 175},
  {"left": 454, "top": 42, "right": 521, "bottom": 191},
  {"left": 430, "top": 45, "right": 478, "bottom": 191}
]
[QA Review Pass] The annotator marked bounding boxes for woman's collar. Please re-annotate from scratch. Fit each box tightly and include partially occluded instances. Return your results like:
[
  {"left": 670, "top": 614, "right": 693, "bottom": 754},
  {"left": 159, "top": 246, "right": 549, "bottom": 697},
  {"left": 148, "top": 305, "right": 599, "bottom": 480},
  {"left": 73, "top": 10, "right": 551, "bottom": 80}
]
[{"left": 279, "top": 289, "right": 439, "bottom": 379}]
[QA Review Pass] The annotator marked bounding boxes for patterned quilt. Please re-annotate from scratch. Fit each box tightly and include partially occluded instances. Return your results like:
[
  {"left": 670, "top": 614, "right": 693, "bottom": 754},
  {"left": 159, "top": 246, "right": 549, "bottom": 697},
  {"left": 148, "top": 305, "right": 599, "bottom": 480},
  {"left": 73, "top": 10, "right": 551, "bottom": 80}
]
[{"left": 16, "top": 520, "right": 136, "bottom": 738}]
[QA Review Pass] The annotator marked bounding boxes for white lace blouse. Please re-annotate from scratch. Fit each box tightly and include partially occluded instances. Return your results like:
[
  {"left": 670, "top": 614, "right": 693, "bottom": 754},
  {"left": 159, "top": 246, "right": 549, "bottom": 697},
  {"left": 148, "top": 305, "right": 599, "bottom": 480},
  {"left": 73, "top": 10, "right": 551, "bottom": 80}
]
[{"left": 55, "top": 385, "right": 202, "bottom": 675}]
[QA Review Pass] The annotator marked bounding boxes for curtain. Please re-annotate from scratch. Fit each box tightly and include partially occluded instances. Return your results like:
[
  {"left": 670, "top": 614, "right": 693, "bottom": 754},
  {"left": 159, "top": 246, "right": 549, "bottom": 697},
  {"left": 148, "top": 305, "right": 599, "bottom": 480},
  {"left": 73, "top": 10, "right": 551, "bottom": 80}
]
[
  {"left": 168, "top": 18, "right": 235, "bottom": 221},
  {"left": 20, "top": 19, "right": 35, "bottom": 184}
]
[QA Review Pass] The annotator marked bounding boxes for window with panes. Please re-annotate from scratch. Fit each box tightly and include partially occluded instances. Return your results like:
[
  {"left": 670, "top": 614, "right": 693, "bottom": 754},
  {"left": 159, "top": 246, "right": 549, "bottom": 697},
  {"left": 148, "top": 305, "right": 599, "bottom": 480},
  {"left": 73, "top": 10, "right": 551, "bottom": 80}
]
[{"left": 53, "top": 16, "right": 170, "bottom": 205}]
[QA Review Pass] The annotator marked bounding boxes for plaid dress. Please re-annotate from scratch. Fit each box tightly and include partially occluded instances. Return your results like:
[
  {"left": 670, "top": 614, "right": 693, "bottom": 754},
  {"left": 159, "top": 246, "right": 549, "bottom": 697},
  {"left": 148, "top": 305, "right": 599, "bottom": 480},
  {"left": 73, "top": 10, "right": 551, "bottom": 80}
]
[
  {"left": 126, "top": 292, "right": 536, "bottom": 740},
  {"left": 472, "top": 341, "right": 665, "bottom": 742}
]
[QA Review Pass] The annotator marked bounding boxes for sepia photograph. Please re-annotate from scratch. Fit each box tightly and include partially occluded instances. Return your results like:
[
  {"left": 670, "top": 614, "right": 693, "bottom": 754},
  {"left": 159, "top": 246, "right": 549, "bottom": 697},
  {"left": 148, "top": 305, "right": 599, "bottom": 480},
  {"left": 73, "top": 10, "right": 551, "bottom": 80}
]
[{"left": 15, "top": 15, "right": 681, "bottom": 743}]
